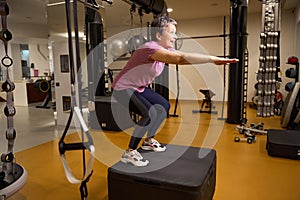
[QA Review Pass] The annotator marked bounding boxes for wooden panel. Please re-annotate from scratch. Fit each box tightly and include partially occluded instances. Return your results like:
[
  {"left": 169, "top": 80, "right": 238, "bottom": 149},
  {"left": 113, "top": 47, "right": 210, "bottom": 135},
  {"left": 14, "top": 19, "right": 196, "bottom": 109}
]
[{"left": 26, "top": 83, "right": 48, "bottom": 104}]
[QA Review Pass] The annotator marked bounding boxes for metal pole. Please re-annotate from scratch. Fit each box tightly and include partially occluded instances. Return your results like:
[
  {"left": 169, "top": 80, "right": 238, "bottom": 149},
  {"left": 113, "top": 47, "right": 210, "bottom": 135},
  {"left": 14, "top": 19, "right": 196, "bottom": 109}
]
[{"left": 226, "top": 0, "right": 248, "bottom": 124}]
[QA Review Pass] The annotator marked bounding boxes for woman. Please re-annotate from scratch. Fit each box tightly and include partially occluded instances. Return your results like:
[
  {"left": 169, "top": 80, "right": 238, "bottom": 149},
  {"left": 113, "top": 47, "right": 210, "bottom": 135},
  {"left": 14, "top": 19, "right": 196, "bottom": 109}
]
[{"left": 112, "top": 15, "right": 238, "bottom": 167}]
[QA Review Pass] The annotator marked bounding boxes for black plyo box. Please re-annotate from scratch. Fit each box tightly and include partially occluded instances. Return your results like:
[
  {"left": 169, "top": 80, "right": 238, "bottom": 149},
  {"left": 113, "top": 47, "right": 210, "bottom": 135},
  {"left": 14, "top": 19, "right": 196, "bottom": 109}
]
[
  {"left": 267, "top": 129, "right": 300, "bottom": 160},
  {"left": 94, "top": 96, "right": 134, "bottom": 131},
  {"left": 108, "top": 144, "right": 216, "bottom": 200}
]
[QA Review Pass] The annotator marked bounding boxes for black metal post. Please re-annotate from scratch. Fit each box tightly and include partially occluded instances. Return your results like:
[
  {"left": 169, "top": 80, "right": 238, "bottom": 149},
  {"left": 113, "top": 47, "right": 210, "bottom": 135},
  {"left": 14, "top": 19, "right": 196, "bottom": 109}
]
[
  {"left": 226, "top": 0, "right": 248, "bottom": 124},
  {"left": 86, "top": 8, "right": 105, "bottom": 97}
]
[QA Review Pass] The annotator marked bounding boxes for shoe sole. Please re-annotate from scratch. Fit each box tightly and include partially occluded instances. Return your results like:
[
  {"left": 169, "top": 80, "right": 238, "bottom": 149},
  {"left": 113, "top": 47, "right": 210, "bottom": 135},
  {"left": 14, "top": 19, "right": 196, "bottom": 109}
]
[
  {"left": 120, "top": 158, "right": 149, "bottom": 167},
  {"left": 141, "top": 146, "right": 166, "bottom": 152}
]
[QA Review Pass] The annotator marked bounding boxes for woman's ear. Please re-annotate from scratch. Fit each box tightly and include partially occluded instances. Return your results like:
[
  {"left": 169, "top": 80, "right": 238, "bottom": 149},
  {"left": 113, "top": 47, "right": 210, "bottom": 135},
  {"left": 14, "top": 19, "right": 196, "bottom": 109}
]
[{"left": 156, "top": 32, "right": 162, "bottom": 41}]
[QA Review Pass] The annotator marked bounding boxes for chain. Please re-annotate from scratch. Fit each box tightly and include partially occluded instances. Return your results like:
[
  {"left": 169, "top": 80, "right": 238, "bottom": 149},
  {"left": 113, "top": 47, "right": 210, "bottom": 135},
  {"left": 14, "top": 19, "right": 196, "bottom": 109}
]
[{"left": 0, "top": 0, "right": 16, "bottom": 179}]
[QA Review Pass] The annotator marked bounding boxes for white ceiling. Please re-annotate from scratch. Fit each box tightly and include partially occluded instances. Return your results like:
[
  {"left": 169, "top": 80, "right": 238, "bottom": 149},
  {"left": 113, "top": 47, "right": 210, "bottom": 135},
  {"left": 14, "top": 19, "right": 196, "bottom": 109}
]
[{"left": 5, "top": 0, "right": 300, "bottom": 40}]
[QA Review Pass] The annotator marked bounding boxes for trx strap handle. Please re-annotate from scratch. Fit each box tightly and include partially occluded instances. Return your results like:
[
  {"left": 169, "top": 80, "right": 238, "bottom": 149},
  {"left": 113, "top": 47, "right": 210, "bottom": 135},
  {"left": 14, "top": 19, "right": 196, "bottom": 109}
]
[
  {"left": 60, "top": 0, "right": 114, "bottom": 197},
  {"left": 59, "top": 107, "right": 95, "bottom": 184}
]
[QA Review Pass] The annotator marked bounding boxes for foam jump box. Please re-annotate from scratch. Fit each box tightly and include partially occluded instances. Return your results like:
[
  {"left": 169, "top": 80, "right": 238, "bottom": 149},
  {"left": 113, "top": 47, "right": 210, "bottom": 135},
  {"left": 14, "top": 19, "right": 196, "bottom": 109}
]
[
  {"left": 108, "top": 144, "right": 216, "bottom": 200},
  {"left": 267, "top": 129, "right": 300, "bottom": 160},
  {"left": 94, "top": 96, "right": 134, "bottom": 131}
]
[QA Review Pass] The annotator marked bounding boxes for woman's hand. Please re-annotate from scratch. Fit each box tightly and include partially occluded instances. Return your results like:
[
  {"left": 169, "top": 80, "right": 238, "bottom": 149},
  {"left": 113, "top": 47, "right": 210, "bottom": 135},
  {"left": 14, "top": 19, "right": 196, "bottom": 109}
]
[{"left": 211, "top": 56, "right": 239, "bottom": 65}]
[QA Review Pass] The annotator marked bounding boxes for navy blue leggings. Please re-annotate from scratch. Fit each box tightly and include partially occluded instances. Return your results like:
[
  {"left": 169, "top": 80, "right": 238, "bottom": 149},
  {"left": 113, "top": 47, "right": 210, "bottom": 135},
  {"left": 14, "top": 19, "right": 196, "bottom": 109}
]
[{"left": 112, "top": 88, "right": 170, "bottom": 150}]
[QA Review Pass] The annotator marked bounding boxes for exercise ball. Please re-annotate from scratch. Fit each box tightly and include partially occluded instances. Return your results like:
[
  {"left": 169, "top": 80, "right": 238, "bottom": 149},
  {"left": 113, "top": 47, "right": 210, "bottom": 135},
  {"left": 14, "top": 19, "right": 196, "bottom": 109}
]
[
  {"left": 108, "top": 39, "right": 127, "bottom": 58},
  {"left": 127, "top": 35, "right": 147, "bottom": 54},
  {"left": 287, "top": 56, "right": 299, "bottom": 64},
  {"left": 285, "top": 68, "right": 297, "bottom": 79},
  {"left": 285, "top": 82, "right": 295, "bottom": 92}
]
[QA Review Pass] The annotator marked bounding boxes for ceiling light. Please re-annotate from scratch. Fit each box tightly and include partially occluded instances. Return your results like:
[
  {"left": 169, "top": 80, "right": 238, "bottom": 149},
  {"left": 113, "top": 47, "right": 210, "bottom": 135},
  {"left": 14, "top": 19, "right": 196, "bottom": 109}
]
[{"left": 167, "top": 8, "right": 173, "bottom": 13}]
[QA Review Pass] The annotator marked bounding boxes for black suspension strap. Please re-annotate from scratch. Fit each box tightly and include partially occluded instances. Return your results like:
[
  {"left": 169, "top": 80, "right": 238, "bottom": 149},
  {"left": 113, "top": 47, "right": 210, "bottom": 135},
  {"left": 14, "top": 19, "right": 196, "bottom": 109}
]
[{"left": 58, "top": 0, "right": 98, "bottom": 199}]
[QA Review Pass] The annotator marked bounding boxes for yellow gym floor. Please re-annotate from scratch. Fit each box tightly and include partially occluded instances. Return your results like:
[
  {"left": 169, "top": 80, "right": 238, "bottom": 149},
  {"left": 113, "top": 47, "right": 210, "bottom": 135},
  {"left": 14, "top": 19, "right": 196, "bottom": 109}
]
[{"left": 1, "top": 101, "right": 300, "bottom": 200}]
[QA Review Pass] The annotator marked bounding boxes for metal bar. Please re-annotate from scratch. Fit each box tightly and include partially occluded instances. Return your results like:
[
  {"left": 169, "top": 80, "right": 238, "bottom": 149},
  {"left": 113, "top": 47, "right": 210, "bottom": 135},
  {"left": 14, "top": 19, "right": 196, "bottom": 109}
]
[{"left": 177, "top": 34, "right": 230, "bottom": 40}]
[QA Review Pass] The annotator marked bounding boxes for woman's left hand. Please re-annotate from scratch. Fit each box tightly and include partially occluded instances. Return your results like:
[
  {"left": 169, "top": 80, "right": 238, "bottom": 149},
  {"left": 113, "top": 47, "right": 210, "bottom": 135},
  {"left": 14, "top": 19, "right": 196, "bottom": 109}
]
[{"left": 213, "top": 57, "right": 239, "bottom": 65}]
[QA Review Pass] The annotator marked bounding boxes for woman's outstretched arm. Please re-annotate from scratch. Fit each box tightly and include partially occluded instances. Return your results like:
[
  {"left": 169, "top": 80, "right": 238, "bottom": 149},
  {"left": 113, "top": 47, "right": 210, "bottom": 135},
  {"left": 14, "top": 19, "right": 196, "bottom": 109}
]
[{"left": 151, "top": 48, "right": 239, "bottom": 65}]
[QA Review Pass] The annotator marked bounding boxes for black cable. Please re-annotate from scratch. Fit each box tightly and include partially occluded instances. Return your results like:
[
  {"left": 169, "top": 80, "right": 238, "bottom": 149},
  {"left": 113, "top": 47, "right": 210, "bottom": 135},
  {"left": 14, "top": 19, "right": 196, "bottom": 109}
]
[
  {"left": 218, "top": 16, "right": 227, "bottom": 120},
  {"left": 72, "top": 0, "right": 87, "bottom": 177},
  {"left": 59, "top": 0, "right": 74, "bottom": 147},
  {"left": 65, "top": 0, "right": 75, "bottom": 84}
]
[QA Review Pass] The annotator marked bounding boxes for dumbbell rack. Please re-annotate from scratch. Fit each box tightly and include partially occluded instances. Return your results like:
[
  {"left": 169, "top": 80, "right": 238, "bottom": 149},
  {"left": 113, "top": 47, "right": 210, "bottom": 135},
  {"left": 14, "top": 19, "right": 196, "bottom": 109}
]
[{"left": 257, "top": 0, "right": 281, "bottom": 117}]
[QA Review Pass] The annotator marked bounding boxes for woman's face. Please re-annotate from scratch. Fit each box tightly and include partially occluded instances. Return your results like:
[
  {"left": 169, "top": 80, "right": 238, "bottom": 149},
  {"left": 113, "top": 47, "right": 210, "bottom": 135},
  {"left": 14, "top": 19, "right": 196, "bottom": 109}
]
[{"left": 157, "top": 23, "right": 177, "bottom": 49}]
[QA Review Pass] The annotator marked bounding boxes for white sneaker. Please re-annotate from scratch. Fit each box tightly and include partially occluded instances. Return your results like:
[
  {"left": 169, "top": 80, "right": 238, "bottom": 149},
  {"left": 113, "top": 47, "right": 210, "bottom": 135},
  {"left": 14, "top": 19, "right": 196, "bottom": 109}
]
[
  {"left": 120, "top": 150, "right": 149, "bottom": 167},
  {"left": 141, "top": 138, "right": 166, "bottom": 152}
]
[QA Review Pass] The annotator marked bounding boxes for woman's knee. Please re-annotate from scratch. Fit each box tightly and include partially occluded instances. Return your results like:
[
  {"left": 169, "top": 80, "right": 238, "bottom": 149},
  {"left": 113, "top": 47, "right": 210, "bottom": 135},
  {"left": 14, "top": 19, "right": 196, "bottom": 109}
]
[{"left": 150, "top": 104, "right": 168, "bottom": 119}]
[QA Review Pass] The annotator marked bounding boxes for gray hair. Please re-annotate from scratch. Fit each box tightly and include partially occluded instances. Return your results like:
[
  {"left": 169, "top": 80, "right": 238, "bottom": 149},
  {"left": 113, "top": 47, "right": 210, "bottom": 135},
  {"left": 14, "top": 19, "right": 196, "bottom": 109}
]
[{"left": 150, "top": 15, "right": 177, "bottom": 41}]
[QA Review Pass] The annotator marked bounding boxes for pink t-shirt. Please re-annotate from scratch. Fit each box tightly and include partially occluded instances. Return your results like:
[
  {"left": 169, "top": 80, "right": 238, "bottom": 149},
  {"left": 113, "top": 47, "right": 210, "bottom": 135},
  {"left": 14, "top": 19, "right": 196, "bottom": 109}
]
[{"left": 112, "top": 41, "right": 170, "bottom": 93}]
